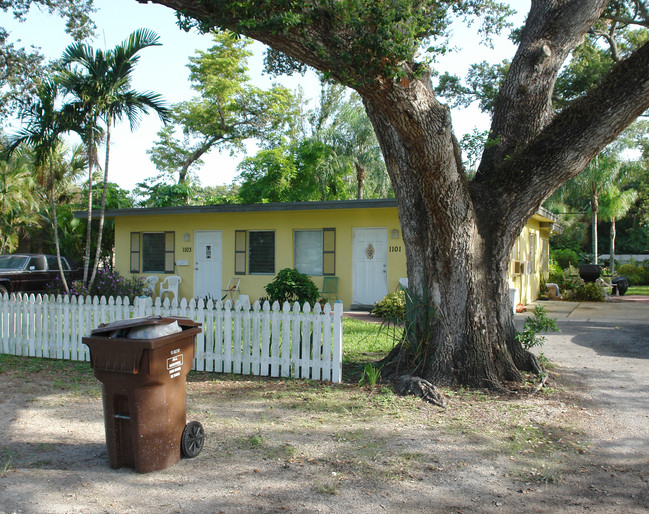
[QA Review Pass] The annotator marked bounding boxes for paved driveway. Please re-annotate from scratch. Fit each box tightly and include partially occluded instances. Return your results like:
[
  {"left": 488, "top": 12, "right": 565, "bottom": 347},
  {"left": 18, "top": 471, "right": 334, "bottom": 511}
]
[{"left": 518, "top": 299, "right": 649, "bottom": 465}]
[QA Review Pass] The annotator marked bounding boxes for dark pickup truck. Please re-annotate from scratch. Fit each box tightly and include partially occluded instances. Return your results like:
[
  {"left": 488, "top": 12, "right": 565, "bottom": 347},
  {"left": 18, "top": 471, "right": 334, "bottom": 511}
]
[{"left": 0, "top": 254, "right": 83, "bottom": 295}]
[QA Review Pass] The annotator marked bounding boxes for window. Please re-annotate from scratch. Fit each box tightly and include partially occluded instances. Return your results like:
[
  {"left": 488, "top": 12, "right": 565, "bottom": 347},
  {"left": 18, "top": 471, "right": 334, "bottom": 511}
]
[
  {"left": 28, "top": 256, "right": 46, "bottom": 270},
  {"left": 46, "top": 256, "right": 70, "bottom": 271},
  {"left": 235, "top": 230, "right": 246, "bottom": 275},
  {"left": 130, "top": 232, "right": 140, "bottom": 273},
  {"left": 295, "top": 230, "right": 323, "bottom": 275},
  {"left": 529, "top": 232, "right": 537, "bottom": 271},
  {"left": 541, "top": 239, "right": 549, "bottom": 273},
  {"left": 131, "top": 231, "right": 175, "bottom": 273},
  {"left": 248, "top": 231, "right": 275, "bottom": 274},
  {"left": 294, "top": 228, "right": 336, "bottom": 276}
]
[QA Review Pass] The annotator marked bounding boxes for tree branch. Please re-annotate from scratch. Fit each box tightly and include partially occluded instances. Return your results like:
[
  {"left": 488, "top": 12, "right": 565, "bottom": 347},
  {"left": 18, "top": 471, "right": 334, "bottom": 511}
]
[
  {"left": 489, "top": 39, "right": 649, "bottom": 231},
  {"left": 477, "top": 0, "right": 607, "bottom": 179}
]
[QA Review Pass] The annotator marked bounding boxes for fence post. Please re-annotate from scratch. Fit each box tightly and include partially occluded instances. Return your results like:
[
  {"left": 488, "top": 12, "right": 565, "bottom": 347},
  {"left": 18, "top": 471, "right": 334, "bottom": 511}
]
[{"left": 332, "top": 302, "right": 343, "bottom": 383}]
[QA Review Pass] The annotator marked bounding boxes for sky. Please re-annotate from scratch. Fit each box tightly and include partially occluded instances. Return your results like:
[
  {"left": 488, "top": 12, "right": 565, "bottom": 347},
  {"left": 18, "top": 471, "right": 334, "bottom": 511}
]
[{"left": 1, "top": 0, "right": 527, "bottom": 192}]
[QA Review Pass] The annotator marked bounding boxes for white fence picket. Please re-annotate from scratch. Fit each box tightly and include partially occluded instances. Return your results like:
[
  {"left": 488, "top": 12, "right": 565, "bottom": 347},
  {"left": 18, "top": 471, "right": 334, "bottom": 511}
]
[{"left": 0, "top": 293, "right": 343, "bottom": 382}]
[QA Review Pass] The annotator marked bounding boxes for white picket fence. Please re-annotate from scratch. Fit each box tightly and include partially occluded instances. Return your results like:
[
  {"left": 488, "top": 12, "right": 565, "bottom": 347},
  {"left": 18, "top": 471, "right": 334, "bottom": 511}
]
[{"left": 0, "top": 293, "right": 343, "bottom": 382}]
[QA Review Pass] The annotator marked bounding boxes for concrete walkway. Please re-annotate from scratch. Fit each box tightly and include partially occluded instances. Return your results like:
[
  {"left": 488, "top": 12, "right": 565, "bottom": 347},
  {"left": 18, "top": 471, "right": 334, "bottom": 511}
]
[{"left": 520, "top": 296, "right": 649, "bottom": 324}]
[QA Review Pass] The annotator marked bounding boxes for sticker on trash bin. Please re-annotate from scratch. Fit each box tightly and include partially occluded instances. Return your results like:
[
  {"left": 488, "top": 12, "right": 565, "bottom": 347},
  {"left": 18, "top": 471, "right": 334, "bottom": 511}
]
[{"left": 167, "top": 353, "right": 183, "bottom": 379}]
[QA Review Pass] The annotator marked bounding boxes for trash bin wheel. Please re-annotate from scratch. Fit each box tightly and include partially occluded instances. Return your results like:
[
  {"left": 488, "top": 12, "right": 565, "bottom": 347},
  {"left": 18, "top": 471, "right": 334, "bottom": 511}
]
[{"left": 181, "top": 421, "right": 204, "bottom": 458}]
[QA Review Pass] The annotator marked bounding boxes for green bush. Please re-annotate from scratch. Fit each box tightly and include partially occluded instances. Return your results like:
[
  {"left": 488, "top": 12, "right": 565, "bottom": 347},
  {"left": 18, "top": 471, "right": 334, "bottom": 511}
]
[
  {"left": 547, "top": 257, "right": 563, "bottom": 285},
  {"left": 371, "top": 290, "right": 406, "bottom": 322},
  {"left": 516, "top": 305, "right": 559, "bottom": 351},
  {"left": 549, "top": 264, "right": 581, "bottom": 292},
  {"left": 617, "top": 261, "right": 649, "bottom": 285},
  {"left": 551, "top": 248, "right": 579, "bottom": 269},
  {"left": 563, "top": 281, "right": 604, "bottom": 302},
  {"left": 264, "top": 268, "right": 320, "bottom": 306}
]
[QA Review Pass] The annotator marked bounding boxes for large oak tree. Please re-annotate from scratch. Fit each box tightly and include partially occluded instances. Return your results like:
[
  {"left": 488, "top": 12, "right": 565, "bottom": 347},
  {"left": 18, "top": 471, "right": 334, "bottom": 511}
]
[{"left": 135, "top": 0, "right": 649, "bottom": 388}]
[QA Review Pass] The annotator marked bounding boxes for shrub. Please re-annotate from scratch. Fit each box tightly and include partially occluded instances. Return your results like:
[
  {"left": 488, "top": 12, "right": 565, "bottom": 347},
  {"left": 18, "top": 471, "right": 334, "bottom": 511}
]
[
  {"left": 549, "top": 264, "right": 581, "bottom": 292},
  {"left": 547, "top": 257, "right": 563, "bottom": 284},
  {"left": 371, "top": 290, "right": 406, "bottom": 322},
  {"left": 563, "top": 281, "right": 604, "bottom": 302},
  {"left": 264, "top": 268, "right": 320, "bottom": 306},
  {"left": 46, "top": 268, "right": 148, "bottom": 301},
  {"left": 618, "top": 261, "right": 649, "bottom": 285},
  {"left": 516, "top": 305, "right": 559, "bottom": 351},
  {"left": 551, "top": 248, "right": 579, "bottom": 269}
]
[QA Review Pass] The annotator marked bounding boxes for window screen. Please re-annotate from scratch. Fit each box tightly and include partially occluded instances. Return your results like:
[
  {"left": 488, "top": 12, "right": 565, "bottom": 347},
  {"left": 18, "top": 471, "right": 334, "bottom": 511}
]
[
  {"left": 249, "top": 231, "right": 275, "bottom": 274},
  {"left": 294, "top": 230, "right": 323, "bottom": 276},
  {"left": 142, "top": 232, "right": 175, "bottom": 273}
]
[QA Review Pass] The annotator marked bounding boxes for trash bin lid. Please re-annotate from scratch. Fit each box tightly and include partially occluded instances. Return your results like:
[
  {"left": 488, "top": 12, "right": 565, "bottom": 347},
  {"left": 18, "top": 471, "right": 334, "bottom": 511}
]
[{"left": 91, "top": 316, "right": 201, "bottom": 337}]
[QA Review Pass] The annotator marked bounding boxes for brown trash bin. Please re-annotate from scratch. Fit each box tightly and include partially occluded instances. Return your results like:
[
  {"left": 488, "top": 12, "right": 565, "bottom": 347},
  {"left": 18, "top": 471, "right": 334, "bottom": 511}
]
[{"left": 83, "top": 316, "right": 204, "bottom": 473}]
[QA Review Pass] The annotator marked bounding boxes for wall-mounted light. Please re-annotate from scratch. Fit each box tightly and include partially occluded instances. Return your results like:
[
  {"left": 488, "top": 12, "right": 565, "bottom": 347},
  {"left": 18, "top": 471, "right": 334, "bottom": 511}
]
[
  {"left": 391, "top": 229, "right": 400, "bottom": 239},
  {"left": 184, "top": 233, "right": 190, "bottom": 242}
]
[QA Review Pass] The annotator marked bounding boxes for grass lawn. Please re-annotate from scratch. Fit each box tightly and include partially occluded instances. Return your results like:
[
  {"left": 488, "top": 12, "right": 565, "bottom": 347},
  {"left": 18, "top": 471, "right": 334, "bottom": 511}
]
[
  {"left": 627, "top": 285, "right": 649, "bottom": 295},
  {"left": 341, "top": 317, "right": 401, "bottom": 382}
]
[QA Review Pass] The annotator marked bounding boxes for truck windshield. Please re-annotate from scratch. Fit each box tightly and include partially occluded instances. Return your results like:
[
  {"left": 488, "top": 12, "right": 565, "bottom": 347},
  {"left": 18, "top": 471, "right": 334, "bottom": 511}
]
[{"left": 0, "top": 255, "right": 28, "bottom": 270}]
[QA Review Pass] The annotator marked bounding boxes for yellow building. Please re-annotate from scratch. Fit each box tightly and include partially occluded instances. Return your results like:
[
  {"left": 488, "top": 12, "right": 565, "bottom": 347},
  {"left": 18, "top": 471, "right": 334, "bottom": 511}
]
[
  {"left": 99, "top": 199, "right": 558, "bottom": 308},
  {"left": 509, "top": 206, "right": 561, "bottom": 305}
]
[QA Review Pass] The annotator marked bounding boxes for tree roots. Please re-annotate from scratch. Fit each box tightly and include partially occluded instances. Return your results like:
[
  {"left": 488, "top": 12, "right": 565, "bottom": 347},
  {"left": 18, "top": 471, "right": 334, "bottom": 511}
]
[{"left": 394, "top": 375, "right": 446, "bottom": 408}]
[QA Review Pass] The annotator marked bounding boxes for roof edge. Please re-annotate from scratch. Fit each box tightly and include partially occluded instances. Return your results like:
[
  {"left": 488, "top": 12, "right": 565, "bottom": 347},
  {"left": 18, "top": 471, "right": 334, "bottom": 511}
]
[{"left": 74, "top": 198, "right": 398, "bottom": 219}]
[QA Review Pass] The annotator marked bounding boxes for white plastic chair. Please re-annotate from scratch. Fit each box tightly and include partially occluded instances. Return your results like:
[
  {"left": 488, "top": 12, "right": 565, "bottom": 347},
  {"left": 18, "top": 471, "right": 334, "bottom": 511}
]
[
  {"left": 159, "top": 275, "right": 182, "bottom": 301},
  {"left": 221, "top": 277, "right": 241, "bottom": 301},
  {"left": 144, "top": 276, "right": 159, "bottom": 297}
]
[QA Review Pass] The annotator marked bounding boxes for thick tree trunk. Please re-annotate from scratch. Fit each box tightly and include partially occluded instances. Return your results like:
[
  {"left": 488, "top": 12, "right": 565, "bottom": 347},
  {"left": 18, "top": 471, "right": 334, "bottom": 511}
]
[{"left": 361, "top": 78, "right": 536, "bottom": 388}]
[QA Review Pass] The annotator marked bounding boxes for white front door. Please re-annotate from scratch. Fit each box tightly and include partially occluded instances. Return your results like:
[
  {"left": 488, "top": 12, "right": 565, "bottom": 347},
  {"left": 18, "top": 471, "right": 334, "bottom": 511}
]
[
  {"left": 194, "top": 231, "right": 222, "bottom": 300},
  {"left": 352, "top": 227, "right": 388, "bottom": 306}
]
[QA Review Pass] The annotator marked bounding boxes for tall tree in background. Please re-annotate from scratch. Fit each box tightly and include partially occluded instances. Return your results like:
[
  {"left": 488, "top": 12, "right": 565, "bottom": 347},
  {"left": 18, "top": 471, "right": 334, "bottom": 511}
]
[
  {"left": 0, "top": 148, "right": 40, "bottom": 253},
  {"left": 60, "top": 29, "right": 169, "bottom": 288},
  {"left": 333, "top": 93, "right": 389, "bottom": 199},
  {"left": 7, "top": 80, "right": 77, "bottom": 293},
  {"left": 141, "top": 0, "right": 649, "bottom": 389},
  {"left": 148, "top": 31, "right": 296, "bottom": 191},
  {"left": 572, "top": 153, "right": 623, "bottom": 264},
  {"left": 600, "top": 186, "right": 638, "bottom": 275},
  {"left": 0, "top": 0, "right": 95, "bottom": 121},
  {"left": 238, "top": 82, "right": 389, "bottom": 201}
]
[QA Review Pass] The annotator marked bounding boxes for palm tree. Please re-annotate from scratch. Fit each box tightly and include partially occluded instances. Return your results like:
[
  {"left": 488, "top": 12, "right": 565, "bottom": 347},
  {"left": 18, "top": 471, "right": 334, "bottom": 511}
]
[
  {"left": 0, "top": 150, "right": 40, "bottom": 253},
  {"left": 59, "top": 28, "right": 170, "bottom": 287},
  {"left": 600, "top": 186, "right": 638, "bottom": 276},
  {"left": 572, "top": 153, "right": 622, "bottom": 264},
  {"left": 7, "top": 80, "right": 77, "bottom": 293}
]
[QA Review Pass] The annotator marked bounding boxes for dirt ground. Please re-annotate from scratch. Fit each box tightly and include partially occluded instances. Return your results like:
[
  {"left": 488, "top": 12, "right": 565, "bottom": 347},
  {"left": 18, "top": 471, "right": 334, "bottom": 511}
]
[{"left": 1, "top": 301, "right": 648, "bottom": 513}]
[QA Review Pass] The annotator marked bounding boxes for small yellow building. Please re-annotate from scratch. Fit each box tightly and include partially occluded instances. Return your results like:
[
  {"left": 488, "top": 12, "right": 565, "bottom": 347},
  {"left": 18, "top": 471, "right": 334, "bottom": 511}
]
[{"left": 98, "top": 199, "right": 558, "bottom": 308}]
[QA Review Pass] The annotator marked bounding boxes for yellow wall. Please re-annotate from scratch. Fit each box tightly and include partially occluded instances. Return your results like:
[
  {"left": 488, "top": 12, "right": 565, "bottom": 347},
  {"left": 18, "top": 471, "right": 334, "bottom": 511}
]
[
  {"left": 508, "top": 215, "right": 553, "bottom": 305},
  {"left": 115, "top": 206, "right": 406, "bottom": 307},
  {"left": 114, "top": 205, "right": 553, "bottom": 307}
]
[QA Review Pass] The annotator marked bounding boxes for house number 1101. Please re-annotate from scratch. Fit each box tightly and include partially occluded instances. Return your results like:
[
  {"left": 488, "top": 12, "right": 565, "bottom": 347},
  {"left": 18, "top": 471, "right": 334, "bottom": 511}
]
[{"left": 389, "top": 246, "right": 402, "bottom": 253}]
